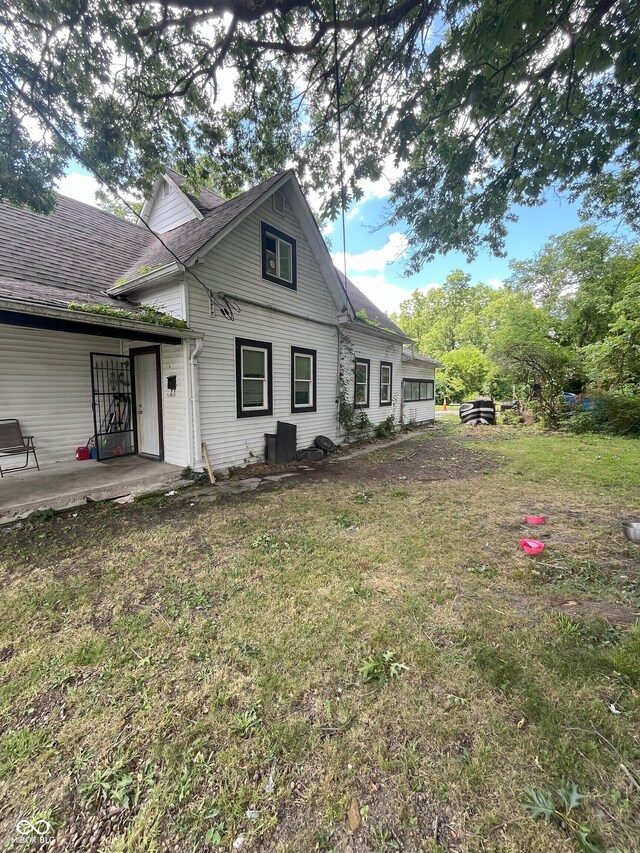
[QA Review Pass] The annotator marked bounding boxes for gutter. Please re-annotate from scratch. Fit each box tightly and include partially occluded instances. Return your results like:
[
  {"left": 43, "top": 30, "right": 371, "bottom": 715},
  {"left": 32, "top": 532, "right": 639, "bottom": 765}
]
[
  {"left": 345, "top": 319, "right": 412, "bottom": 345},
  {"left": 106, "top": 261, "right": 184, "bottom": 296},
  {"left": 0, "top": 297, "right": 200, "bottom": 341}
]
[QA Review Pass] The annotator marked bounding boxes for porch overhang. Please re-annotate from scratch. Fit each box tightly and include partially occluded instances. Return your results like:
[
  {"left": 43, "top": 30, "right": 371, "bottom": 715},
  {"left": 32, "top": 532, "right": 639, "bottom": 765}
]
[{"left": 0, "top": 298, "right": 200, "bottom": 346}]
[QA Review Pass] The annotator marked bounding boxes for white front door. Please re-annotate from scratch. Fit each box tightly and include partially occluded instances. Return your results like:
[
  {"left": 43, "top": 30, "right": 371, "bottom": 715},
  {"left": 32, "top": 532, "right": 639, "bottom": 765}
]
[{"left": 134, "top": 351, "right": 161, "bottom": 458}]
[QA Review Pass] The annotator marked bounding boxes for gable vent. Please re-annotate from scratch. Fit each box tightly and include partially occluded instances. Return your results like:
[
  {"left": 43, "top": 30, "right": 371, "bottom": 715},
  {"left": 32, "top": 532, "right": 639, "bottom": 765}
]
[
  {"left": 273, "top": 190, "right": 286, "bottom": 215},
  {"left": 162, "top": 180, "right": 171, "bottom": 198}
]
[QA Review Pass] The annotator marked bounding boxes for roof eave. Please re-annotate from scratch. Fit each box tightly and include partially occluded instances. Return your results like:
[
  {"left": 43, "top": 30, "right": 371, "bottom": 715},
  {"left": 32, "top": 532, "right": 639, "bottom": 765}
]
[
  {"left": 0, "top": 296, "right": 200, "bottom": 339},
  {"left": 402, "top": 353, "right": 444, "bottom": 368},
  {"left": 346, "top": 319, "right": 412, "bottom": 343},
  {"left": 106, "top": 262, "right": 184, "bottom": 296}
]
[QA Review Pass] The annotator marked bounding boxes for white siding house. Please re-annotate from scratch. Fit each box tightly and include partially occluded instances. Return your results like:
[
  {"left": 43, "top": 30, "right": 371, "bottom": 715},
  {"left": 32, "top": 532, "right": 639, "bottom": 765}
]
[
  {"left": 401, "top": 350, "right": 442, "bottom": 424},
  {"left": 340, "top": 324, "right": 404, "bottom": 432},
  {"left": 0, "top": 168, "right": 440, "bottom": 481}
]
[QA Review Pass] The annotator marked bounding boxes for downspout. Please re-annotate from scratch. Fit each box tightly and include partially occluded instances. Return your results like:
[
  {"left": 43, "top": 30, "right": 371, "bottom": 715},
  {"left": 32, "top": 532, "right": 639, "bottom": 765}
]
[
  {"left": 336, "top": 325, "right": 343, "bottom": 439},
  {"left": 190, "top": 339, "right": 203, "bottom": 468}
]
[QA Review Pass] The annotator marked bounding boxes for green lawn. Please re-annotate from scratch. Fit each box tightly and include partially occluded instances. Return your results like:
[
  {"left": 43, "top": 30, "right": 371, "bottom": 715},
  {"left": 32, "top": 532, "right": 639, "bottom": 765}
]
[{"left": 0, "top": 426, "right": 638, "bottom": 852}]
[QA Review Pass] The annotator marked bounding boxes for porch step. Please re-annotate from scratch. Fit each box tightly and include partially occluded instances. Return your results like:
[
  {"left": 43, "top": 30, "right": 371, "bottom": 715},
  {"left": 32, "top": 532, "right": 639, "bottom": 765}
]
[{"left": 0, "top": 461, "right": 187, "bottom": 525}]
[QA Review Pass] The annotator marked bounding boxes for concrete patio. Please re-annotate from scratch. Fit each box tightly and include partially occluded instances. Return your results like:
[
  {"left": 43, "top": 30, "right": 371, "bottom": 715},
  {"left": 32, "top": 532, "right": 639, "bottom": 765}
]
[{"left": 0, "top": 456, "right": 187, "bottom": 523}]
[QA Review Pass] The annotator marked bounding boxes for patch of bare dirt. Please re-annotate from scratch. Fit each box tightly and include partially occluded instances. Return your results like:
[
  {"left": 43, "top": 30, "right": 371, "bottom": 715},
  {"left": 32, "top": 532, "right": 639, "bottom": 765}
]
[
  {"left": 267, "top": 432, "right": 499, "bottom": 489},
  {"left": 503, "top": 592, "right": 640, "bottom": 625}
]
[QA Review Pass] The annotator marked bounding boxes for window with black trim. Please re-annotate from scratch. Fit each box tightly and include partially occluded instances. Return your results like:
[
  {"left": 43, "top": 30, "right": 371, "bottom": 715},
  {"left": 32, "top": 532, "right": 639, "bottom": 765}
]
[
  {"left": 380, "top": 361, "right": 393, "bottom": 406},
  {"left": 235, "top": 338, "right": 273, "bottom": 417},
  {"left": 403, "top": 378, "right": 434, "bottom": 402},
  {"left": 261, "top": 222, "right": 297, "bottom": 289},
  {"left": 354, "top": 358, "right": 370, "bottom": 407},
  {"left": 291, "top": 347, "right": 317, "bottom": 412}
]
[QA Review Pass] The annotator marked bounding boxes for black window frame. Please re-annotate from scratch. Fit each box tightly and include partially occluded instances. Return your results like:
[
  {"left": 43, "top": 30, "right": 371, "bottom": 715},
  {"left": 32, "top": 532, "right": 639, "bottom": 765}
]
[
  {"left": 261, "top": 221, "right": 297, "bottom": 290},
  {"left": 354, "top": 357, "right": 371, "bottom": 408},
  {"left": 291, "top": 346, "right": 317, "bottom": 413},
  {"left": 380, "top": 361, "right": 393, "bottom": 407},
  {"left": 235, "top": 337, "right": 273, "bottom": 418},
  {"left": 403, "top": 378, "right": 434, "bottom": 402}
]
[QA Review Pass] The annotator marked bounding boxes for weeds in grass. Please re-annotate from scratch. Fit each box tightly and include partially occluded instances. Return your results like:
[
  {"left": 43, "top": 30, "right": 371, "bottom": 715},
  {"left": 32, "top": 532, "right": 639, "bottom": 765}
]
[
  {"left": 238, "top": 639, "right": 261, "bottom": 658},
  {"left": 360, "top": 651, "right": 408, "bottom": 687},
  {"left": 79, "top": 757, "right": 153, "bottom": 809},
  {"left": 347, "top": 583, "right": 372, "bottom": 600},
  {"left": 251, "top": 532, "right": 280, "bottom": 550},
  {"left": 369, "top": 821, "right": 400, "bottom": 851},
  {"left": 334, "top": 512, "right": 359, "bottom": 528},
  {"left": 1, "top": 429, "right": 638, "bottom": 851},
  {"left": 523, "top": 782, "right": 611, "bottom": 853},
  {"left": 230, "top": 707, "right": 262, "bottom": 737},
  {"left": 606, "top": 623, "right": 640, "bottom": 687},
  {"left": 354, "top": 491, "right": 374, "bottom": 504},
  {"left": 0, "top": 727, "right": 54, "bottom": 776}
]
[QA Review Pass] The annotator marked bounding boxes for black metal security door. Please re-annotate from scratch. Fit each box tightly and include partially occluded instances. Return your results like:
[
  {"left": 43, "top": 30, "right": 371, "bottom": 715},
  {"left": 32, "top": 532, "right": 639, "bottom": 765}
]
[{"left": 90, "top": 353, "right": 136, "bottom": 461}]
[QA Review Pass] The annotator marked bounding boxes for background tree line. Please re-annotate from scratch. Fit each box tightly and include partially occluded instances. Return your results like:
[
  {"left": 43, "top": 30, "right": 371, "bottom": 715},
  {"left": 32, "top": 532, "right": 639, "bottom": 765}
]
[{"left": 391, "top": 225, "right": 640, "bottom": 430}]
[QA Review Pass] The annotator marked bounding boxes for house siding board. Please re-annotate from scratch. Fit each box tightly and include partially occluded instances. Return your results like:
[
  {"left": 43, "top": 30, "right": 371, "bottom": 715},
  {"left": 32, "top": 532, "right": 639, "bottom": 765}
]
[
  {"left": 0, "top": 324, "right": 190, "bottom": 466},
  {"left": 140, "top": 282, "right": 186, "bottom": 320},
  {"left": 343, "top": 326, "right": 404, "bottom": 429},
  {"left": 186, "top": 191, "right": 342, "bottom": 469},
  {"left": 159, "top": 342, "right": 189, "bottom": 466},
  {"left": 402, "top": 361, "right": 436, "bottom": 423},
  {"left": 190, "top": 286, "right": 339, "bottom": 469},
  {"left": 1, "top": 325, "right": 124, "bottom": 465},
  {"left": 192, "top": 191, "right": 339, "bottom": 325},
  {"left": 146, "top": 183, "right": 197, "bottom": 233}
]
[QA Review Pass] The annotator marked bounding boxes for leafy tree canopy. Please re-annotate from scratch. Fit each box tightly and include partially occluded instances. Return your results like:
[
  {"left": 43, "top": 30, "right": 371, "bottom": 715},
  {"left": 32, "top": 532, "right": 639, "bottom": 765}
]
[
  {"left": 0, "top": 0, "right": 638, "bottom": 268},
  {"left": 392, "top": 227, "right": 640, "bottom": 415}
]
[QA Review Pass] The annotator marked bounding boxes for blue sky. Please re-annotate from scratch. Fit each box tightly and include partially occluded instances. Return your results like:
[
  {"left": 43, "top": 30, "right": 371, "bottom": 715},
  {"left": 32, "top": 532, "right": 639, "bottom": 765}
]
[
  {"left": 59, "top": 161, "right": 585, "bottom": 314},
  {"left": 324, "top": 187, "right": 585, "bottom": 313}
]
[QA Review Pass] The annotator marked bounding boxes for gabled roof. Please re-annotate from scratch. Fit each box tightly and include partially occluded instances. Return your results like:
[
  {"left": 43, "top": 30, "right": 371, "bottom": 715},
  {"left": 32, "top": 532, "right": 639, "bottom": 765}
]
[
  {"left": 121, "top": 171, "right": 290, "bottom": 282},
  {"left": 0, "top": 169, "right": 411, "bottom": 345},
  {"left": 164, "top": 168, "right": 226, "bottom": 213},
  {"left": 335, "top": 268, "right": 408, "bottom": 338}
]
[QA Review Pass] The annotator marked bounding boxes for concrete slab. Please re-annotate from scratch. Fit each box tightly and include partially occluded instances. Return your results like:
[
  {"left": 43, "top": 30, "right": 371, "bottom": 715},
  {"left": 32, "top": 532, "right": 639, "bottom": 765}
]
[{"left": 0, "top": 456, "right": 186, "bottom": 523}]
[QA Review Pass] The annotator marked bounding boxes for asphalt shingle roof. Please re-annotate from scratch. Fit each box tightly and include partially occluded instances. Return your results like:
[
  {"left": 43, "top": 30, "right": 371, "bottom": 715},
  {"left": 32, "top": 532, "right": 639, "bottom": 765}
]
[
  {"left": 336, "top": 268, "right": 408, "bottom": 338},
  {"left": 402, "top": 350, "right": 444, "bottom": 367},
  {"left": 0, "top": 194, "right": 152, "bottom": 310},
  {"left": 164, "top": 168, "right": 226, "bottom": 213},
  {"left": 0, "top": 168, "right": 410, "bottom": 346},
  {"left": 121, "top": 170, "right": 290, "bottom": 281}
]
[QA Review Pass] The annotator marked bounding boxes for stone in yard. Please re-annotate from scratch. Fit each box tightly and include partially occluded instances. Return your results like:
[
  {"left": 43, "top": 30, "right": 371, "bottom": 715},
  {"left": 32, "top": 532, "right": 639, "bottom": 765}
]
[{"left": 347, "top": 796, "right": 361, "bottom": 831}]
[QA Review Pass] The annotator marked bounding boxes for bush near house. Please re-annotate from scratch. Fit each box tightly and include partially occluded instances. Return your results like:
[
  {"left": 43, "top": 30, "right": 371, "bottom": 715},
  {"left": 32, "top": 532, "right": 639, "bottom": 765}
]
[{"left": 559, "top": 392, "right": 640, "bottom": 437}]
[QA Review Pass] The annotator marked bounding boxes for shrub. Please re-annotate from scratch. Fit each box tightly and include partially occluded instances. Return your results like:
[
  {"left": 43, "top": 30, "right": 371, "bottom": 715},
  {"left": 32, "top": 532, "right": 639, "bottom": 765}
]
[
  {"left": 374, "top": 415, "right": 396, "bottom": 438},
  {"left": 559, "top": 392, "right": 640, "bottom": 436}
]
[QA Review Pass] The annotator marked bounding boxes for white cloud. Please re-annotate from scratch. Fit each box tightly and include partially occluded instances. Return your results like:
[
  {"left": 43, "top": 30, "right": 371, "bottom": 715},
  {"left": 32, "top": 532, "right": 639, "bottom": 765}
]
[
  {"left": 487, "top": 277, "right": 505, "bottom": 289},
  {"left": 331, "top": 231, "right": 408, "bottom": 274},
  {"left": 347, "top": 273, "right": 439, "bottom": 314},
  {"left": 345, "top": 154, "right": 406, "bottom": 221},
  {"left": 56, "top": 171, "right": 101, "bottom": 207}
]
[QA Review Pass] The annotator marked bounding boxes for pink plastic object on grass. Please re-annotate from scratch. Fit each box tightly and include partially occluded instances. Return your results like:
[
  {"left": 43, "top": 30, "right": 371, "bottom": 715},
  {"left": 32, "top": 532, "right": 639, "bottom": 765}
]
[
  {"left": 521, "top": 539, "right": 545, "bottom": 555},
  {"left": 524, "top": 515, "right": 546, "bottom": 525}
]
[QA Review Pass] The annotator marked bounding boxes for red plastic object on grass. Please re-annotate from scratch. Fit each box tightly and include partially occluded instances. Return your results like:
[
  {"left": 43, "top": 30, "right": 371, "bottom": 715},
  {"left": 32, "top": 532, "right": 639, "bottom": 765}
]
[
  {"left": 524, "top": 515, "right": 546, "bottom": 525},
  {"left": 521, "top": 539, "right": 545, "bottom": 555}
]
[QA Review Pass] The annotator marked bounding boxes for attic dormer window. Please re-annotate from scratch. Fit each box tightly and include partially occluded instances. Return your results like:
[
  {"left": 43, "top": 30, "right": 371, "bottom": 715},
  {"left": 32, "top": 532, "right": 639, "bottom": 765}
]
[{"left": 261, "top": 222, "right": 297, "bottom": 290}]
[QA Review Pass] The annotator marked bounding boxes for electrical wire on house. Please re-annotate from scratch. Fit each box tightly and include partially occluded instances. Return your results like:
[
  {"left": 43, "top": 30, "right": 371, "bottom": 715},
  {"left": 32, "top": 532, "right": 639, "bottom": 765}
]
[{"left": 0, "top": 58, "right": 239, "bottom": 322}]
